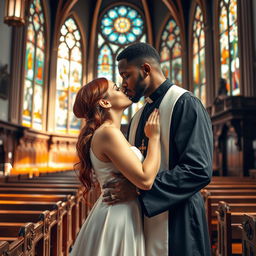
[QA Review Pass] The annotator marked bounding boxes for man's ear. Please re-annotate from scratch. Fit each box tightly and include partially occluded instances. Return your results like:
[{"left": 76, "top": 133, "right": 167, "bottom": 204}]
[
  {"left": 141, "top": 63, "right": 151, "bottom": 77},
  {"left": 98, "top": 99, "right": 112, "bottom": 109}
]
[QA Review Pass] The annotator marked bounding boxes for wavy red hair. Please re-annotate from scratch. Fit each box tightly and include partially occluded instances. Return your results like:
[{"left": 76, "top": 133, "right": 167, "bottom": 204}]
[{"left": 73, "top": 78, "right": 110, "bottom": 192}]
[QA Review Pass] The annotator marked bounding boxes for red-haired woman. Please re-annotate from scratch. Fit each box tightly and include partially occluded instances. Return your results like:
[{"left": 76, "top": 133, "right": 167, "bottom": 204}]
[{"left": 70, "top": 77, "right": 160, "bottom": 256}]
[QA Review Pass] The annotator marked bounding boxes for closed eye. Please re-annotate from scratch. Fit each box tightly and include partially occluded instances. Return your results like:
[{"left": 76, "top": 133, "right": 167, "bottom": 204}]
[{"left": 113, "top": 83, "right": 120, "bottom": 91}]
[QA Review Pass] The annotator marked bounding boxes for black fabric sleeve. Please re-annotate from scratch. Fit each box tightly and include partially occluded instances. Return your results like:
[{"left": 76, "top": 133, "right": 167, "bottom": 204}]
[{"left": 139, "top": 94, "right": 213, "bottom": 217}]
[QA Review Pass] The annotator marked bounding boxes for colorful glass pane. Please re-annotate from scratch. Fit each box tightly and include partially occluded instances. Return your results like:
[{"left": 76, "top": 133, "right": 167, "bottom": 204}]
[
  {"left": 161, "top": 61, "right": 171, "bottom": 79},
  {"left": 199, "top": 49, "right": 206, "bottom": 85},
  {"left": 98, "top": 5, "right": 146, "bottom": 124},
  {"left": 56, "top": 17, "right": 83, "bottom": 133},
  {"left": 173, "top": 43, "right": 181, "bottom": 59},
  {"left": 27, "top": 24, "right": 35, "bottom": 43},
  {"left": 56, "top": 58, "right": 70, "bottom": 90},
  {"left": 56, "top": 90, "right": 68, "bottom": 131},
  {"left": 33, "top": 13, "right": 40, "bottom": 31},
  {"left": 35, "top": 48, "right": 44, "bottom": 85},
  {"left": 65, "top": 18, "right": 77, "bottom": 32},
  {"left": 193, "top": 50, "right": 200, "bottom": 86},
  {"left": 33, "top": 84, "right": 43, "bottom": 129},
  {"left": 101, "top": 5, "right": 144, "bottom": 45},
  {"left": 219, "top": 0, "right": 240, "bottom": 95},
  {"left": 200, "top": 84, "right": 206, "bottom": 106},
  {"left": 219, "top": 6, "right": 228, "bottom": 34},
  {"left": 172, "top": 58, "right": 182, "bottom": 85},
  {"left": 159, "top": 17, "right": 182, "bottom": 85},
  {"left": 192, "top": 5, "right": 206, "bottom": 105},
  {"left": 23, "top": 0, "right": 46, "bottom": 129},
  {"left": 25, "top": 42, "right": 35, "bottom": 80},
  {"left": 22, "top": 79, "right": 33, "bottom": 127},
  {"left": 70, "top": 92, "right": 81, "bottom": 132},
  {"left": 160, "top": 47, "right": 169, "bottom": 62},
  {"left": 70, "top": 60, "right": 82, "bottom": 92},
  {"left": 98, "top": 45, "right": 113, "bottom": 80},
  {"left": 229, "top": 0, "right": 237, "bottom": 25},
  {"left": 37, "top": 31, "right": 44, "bottom": 49}
]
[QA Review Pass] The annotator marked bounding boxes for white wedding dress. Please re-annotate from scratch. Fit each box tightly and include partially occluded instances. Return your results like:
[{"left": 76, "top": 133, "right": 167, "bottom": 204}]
[{"left": 70, "top": 146, "right": 145, "bottom": 256}]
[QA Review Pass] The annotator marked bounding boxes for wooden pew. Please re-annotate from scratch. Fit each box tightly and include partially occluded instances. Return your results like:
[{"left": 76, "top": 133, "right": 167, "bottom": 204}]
[
  {"left": 0, "top": 238, "right": 24, "bottom": 256},
  {"left": 0, "top": 194, "right": 76, "bottom": 255},
  {"left": 0, "top": 210, "right": 57, "bottom": 256},
  {"left": 206, "top": 184, "right": 256, "bottom": 190},
  {"left": 242, "top": 214, "right": 256, "bottom": 256},
  {"left": 202, "top": 190, "right": 256, "bottom": 244},
  {"left": 0, "top": 222, "right": 42, "bottom": 256},
  {"left": 216, "top": 201, "right": 256, "bottom": 256},
  {"left": 0, "top": 241, "right": 9, "bottom": 256},
  {"left": 202, "top": 189, "right": 256, "bottom": 197},
  {"left": 0, "top": 183, "right": 81, "bottom": 189},
  {"left": 0, "top": 200, "right": 67, "bottom": 256},
  {"left": 6, "top": 179, "right": 81, "bottom": 184},
  {"left": 0, "top": 187, "right": 85, "bottom": 232}
]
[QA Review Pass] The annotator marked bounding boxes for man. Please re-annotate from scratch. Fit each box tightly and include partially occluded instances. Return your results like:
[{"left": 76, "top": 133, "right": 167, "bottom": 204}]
[{"left": 103, "top": 43, "right": 213, "bottom": 256}]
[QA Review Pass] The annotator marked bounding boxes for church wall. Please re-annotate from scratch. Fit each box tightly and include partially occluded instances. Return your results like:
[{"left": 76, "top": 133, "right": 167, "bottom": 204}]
[
  {"left": 253, "top": 0, "right": 256, "bottom": 57},
  {"left": 252, "top": 0, "right": 256, "bottom": 92},
  {"left": 147, "top": 0, "right": 169, "bottom": 47},
  {"left": 0, "top": 0, "right": 12, "bottom": 122}
]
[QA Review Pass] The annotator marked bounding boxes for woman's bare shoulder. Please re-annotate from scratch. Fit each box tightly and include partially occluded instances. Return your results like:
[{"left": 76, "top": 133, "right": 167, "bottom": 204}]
[{"left": 93, "top": 125, "right": 124, "bottom": 144}]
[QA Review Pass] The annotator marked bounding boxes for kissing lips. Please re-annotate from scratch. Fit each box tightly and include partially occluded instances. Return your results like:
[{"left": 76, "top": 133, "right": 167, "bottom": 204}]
[{"left": 123, "top": 89, "right": 133, "bottom": 100}]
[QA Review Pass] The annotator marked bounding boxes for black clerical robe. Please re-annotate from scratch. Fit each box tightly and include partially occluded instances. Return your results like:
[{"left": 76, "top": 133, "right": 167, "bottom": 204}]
[{"left": 128, "top": 80, "right": 213, "bottom": 256}]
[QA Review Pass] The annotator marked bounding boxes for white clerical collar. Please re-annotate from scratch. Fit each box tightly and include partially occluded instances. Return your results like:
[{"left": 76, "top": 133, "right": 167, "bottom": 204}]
[{"left": 145, "top": 97, "right": 153, "bottom": 104}]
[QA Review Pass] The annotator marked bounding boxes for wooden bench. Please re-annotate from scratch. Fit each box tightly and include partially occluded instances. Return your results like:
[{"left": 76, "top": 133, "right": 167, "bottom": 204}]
[
  {"left": 0, "top": 241, "right": 9, "bottom": 256},
  {"left": 0, "top": 200, "right": 67, "bottom": 256},
  {"left": 201, "top": 188, "right": 256, "bottom": 197},
  {"left": 0, "top": 192, "right": 77, "bottom": 247},
  {"left": 0, "top": 222, "right": 43, "bottom": 256},
  {"left": 0, "top": 183, "right": 81, "bottom": 189},
  {"left": 206, "top": 184, "right": 256, "bottom": 190},
  {"left": 202, "top": 190, "right": 256, "bottom": 244},
  {"left": 0, "top": 187, "right": 86, "bottom": 232},
  {"left": 0, "top": 237, "right": 24, "bottom": 256},
  {"left": 242, "top": 214, "right": 256, "bottom": 256},
  {"left": 0, "top": 210, "right": 57, "bottom": 256},
  {"left": 0, "top": 193, "right": 77, "bottom": 255},
  {"left": 216, "top": 201, "right": 256, "bottom": 256}
]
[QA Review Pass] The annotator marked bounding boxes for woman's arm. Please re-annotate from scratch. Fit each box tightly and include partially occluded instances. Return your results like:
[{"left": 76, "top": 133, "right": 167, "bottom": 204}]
[{"left": 101, "top": 109, "right": 160, "bottom": 190}]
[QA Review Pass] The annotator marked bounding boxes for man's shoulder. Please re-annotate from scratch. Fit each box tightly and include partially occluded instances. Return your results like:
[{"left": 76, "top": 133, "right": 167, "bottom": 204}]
[{"left": 175, "top": 89, "right": 201, "bottom": 106}]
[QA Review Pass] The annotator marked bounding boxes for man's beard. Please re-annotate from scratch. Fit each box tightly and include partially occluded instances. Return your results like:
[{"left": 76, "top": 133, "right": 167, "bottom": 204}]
[{"left": 131, "top": 74, "right": 145, "bottom": 103}]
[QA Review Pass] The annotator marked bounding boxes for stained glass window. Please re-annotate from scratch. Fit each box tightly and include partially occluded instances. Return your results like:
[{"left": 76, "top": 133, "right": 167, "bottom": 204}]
[
  {"left": 56, "top": 18, "right": 83, "bottom": 133},
  {"left": 192, "top": 5, "right": 206, "bottom": 105},
  {"left": 219, "top": 0, "right": 239, "bottom": 95},
  {"left": 160, "top": 18, "right": 182, "bottom": 86},
  {"left": 98, "top": 5, "right": 146, "bottom": 124},
  {"left": 22, "top": 0, "right": 46, "bottom": 129}
]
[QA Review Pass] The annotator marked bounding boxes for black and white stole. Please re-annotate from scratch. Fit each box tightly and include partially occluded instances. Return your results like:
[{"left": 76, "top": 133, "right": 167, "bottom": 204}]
[{"left": 128, "top": 85, "right": 188, "bottom": 256}]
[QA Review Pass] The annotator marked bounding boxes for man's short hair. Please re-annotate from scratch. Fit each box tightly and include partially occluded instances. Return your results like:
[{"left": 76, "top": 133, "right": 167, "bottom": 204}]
[{"left": 117, "top": 43, "right": 161, "bottom": 65}]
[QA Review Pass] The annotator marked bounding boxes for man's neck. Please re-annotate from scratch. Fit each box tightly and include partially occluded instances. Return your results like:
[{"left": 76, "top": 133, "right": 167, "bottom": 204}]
[{"left": 144, "top": 75, "right": 166, "bottom": 98}]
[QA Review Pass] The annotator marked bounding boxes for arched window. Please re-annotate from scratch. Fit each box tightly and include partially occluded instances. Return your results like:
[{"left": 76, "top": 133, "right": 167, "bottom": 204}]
[
  {"left": 159, "top": 17, "right": 182, "bottom": 86},
  {"left": 192, "top": 5, "right": 206, "bottom": 105},
  {"left": 97, "top": 4, "right": 146, "bottom": 124},
  {"left": 22, "top": 0, "right": 46, "bottom": 129},
  {"left": 55, "top": 17, "right": 83, "bottom": 133},
  {"left": 219, "top": 0, "right": 239, "bottom": 95}
]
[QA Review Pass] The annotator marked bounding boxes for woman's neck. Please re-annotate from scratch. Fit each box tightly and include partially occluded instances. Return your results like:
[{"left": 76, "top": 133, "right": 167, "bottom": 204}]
[{"left": 106, "top": 109, "right": 123, "bottom": 129}]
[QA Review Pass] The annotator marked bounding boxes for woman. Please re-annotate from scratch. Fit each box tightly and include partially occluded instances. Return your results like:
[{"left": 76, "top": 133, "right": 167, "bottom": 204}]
[{"left": 70, "top": 77, "right": 160, "bottom": 256}]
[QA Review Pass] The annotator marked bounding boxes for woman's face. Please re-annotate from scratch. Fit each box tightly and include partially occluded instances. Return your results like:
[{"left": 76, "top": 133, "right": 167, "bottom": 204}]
[{"left": 106, "top": 80, "right": 132, "bottom": 109}]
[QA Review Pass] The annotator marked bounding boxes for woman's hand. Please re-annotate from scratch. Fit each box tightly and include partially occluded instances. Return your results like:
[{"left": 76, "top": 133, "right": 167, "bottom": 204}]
[{"left": 144, "top": 109, "right": 160, "bottom": 139}]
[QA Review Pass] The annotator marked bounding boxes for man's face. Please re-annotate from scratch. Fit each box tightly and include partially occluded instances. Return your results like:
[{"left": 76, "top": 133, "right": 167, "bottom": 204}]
[{"left": 118, "top": 59, "right": 147, "bottom": 103}]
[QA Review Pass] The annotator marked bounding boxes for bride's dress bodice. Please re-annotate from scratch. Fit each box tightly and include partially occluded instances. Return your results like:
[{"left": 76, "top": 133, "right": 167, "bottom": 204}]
[
  {"left": 90, "top": 146, "right": 144, "bottom": 187},
  {"left": 71, "top": 146, "right": 146, "bottom": 256}
]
